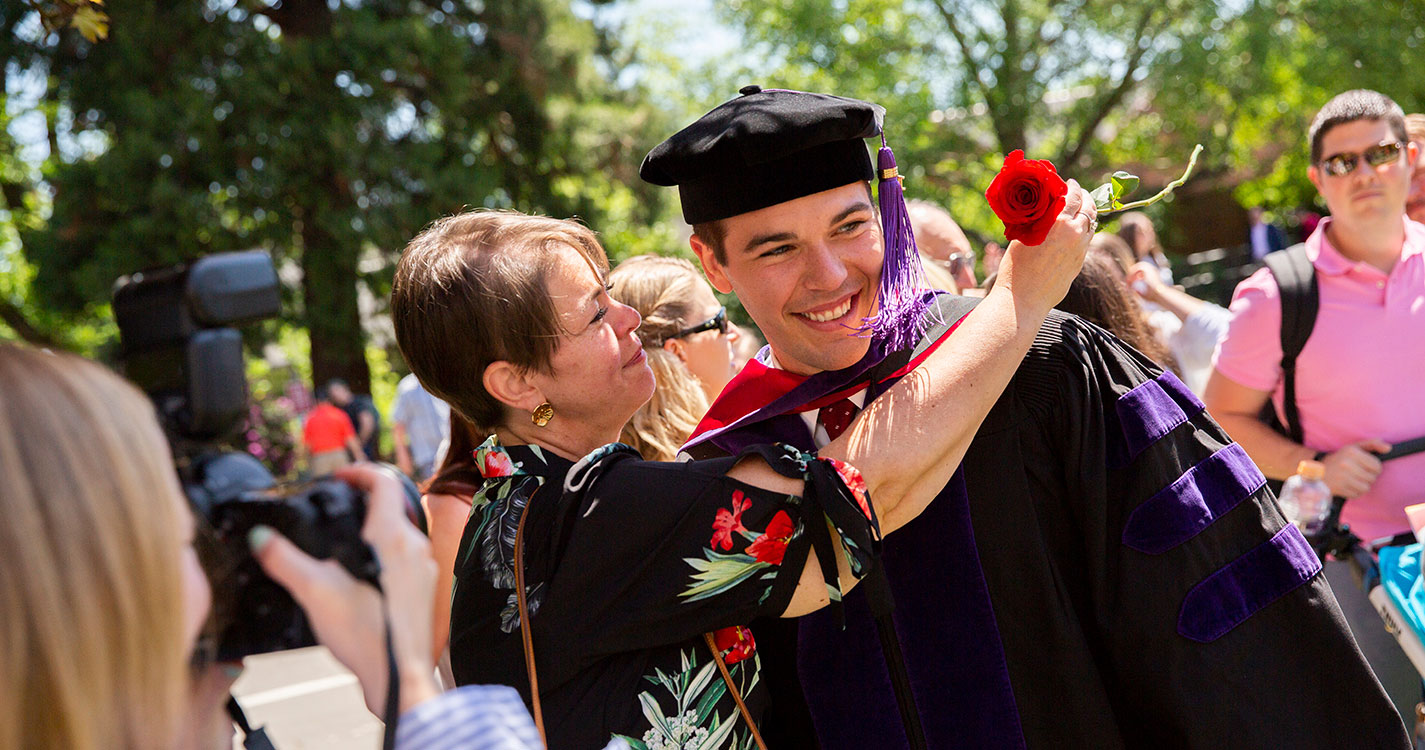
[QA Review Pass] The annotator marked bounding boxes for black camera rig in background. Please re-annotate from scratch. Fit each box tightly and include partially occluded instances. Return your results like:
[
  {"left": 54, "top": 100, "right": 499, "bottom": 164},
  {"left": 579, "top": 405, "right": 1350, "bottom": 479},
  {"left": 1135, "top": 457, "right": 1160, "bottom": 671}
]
[{"left": 113, "top": 250, "right": 418, "bottom": 664}]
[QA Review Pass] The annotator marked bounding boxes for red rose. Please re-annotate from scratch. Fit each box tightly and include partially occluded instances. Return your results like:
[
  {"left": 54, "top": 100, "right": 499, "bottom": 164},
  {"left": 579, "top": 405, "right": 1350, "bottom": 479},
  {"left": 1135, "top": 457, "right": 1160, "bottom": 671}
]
[
  {"left": 985, "top": 150, "right": 1068, "bottom": 247},
  {"left": 747, "top": 511, "right": 795, "bottom": 565},
  {"left": 711, "top": 625, "right": 757, "bottom": 665}
]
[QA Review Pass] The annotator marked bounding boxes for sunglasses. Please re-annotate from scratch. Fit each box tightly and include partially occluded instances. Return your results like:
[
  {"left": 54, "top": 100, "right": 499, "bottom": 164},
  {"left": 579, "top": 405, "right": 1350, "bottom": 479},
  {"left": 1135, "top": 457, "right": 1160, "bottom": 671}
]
[
  {"left": 1318, "top": 141, "right": 1405, "bottom": 178},
  {"left": 670, "top": 307, "right": 729, "bottom": 339},
  {"left": 929, "top": 252, "right": 974, "bottom": 276}
]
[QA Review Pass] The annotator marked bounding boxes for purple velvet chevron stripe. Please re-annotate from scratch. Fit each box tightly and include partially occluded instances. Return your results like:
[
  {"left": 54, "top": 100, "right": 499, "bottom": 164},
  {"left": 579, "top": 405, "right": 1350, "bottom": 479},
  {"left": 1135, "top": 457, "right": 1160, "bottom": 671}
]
[
  {"left": 1116, "top": 370, "right": 1205, "bottom": 461},
  {"left": 1121, "top": 443, "right": 1267, "bottom": 554},
  {"left": 1178, "top": 524, "right": 1321, "bottom": 643}
]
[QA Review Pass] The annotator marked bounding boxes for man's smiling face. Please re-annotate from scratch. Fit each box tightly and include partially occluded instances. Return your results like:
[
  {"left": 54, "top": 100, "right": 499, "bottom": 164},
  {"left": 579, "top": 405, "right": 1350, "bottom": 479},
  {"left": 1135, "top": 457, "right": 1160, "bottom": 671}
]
[{"left": 692, "top": 182, "right": 883, "bottom": 376}]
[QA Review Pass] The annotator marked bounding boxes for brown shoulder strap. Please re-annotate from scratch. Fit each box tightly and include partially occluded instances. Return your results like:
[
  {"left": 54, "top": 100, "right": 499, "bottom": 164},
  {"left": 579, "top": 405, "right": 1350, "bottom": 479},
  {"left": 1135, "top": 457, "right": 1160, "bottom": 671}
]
[
  {"left": 703, "top": 632, "right": 769, "bottom": 750},
  {"left": 513, "top": 493, "right": 544, "bottom": 745}
]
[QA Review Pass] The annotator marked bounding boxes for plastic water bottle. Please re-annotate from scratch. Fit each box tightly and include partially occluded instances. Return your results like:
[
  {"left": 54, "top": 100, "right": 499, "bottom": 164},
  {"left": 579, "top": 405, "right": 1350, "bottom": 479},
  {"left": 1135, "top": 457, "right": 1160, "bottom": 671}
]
[{"left": 1278, "top": 459, "right": 1331, "bottom": 534}]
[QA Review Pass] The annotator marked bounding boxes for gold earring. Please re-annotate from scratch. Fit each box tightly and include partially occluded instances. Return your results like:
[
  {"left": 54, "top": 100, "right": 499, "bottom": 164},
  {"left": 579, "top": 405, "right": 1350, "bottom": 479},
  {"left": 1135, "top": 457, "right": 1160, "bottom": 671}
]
[{"left": 531, "top": 402, "right": 554, "bottom": 427}]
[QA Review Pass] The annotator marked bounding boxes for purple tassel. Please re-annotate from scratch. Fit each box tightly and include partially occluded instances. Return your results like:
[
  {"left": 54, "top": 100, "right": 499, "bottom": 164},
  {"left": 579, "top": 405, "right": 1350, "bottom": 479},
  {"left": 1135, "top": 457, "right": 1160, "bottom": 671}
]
[{"left": 866, "top": 141, "right": 935, "bottom": 351}]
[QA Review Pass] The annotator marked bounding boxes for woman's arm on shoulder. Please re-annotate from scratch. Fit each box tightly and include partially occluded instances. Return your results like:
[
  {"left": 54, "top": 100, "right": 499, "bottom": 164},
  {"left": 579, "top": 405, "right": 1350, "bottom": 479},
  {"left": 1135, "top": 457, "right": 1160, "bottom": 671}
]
[{"left": 722, "top": 457, "right": 851, "bottom": 618}]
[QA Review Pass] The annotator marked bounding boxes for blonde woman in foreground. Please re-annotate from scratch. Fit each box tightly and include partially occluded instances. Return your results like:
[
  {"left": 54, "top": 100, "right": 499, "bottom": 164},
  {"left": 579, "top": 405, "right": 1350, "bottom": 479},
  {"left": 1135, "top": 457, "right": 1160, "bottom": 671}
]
[{"left": 0, "top": 343, "right": 560, "bottom": 750}]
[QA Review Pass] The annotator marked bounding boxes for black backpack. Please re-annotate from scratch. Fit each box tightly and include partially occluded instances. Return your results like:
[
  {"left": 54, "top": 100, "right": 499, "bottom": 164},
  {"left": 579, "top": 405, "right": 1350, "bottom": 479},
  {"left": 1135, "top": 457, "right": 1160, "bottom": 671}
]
[
  {"left": 1259, "top": 244, "right": 1425, "bottom": 549},
  {"left": 1259, "top": 243, "right": 1318, "bottom": 444}
]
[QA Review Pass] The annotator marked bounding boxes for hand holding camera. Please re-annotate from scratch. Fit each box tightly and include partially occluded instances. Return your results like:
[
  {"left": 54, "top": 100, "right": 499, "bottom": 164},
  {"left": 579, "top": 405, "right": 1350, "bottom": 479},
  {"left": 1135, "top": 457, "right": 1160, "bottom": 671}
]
[{"left": 251, "top": 464, "right": 441, "bottom": 717}]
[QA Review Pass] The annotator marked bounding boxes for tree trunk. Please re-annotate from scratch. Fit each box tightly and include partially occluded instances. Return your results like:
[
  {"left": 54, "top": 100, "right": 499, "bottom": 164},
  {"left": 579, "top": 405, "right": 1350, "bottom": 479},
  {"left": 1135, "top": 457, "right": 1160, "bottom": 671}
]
[
  {"left": 282, "top": 2, "right": 368, "bottom": 394},
  {"left": 300, "top": 213, "right": 370, "bottom": 394},
  {"left": 991, "top": 0, "right": 1029, "bottom": 154}
]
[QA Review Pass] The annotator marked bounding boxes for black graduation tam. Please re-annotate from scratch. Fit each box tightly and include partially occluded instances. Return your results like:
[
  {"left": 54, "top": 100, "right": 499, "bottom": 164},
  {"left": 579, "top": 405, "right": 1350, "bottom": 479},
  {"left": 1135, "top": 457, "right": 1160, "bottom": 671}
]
[
  {"left": 640, "top": 86, "right": 884, "bottom": 224},
  {"left": 644, "top": 86, "right": 930, "bottom": 352}
]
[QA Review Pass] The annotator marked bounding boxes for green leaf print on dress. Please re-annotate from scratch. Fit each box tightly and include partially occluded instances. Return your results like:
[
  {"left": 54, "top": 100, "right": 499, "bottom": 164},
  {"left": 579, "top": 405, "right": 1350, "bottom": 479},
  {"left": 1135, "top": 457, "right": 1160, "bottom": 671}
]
[{"left": 465, "top": 436, "right": 551, "bottom": 632}]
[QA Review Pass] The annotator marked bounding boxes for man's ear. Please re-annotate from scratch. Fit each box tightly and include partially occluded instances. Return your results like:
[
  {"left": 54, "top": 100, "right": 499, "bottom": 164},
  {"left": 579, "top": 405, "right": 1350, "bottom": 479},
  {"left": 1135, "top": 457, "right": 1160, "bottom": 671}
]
[
  {"left": 690, "top": 234, "right": 734, "bottom": 294},
  {"left": 1307, "top": 164, "right": 1323, "bottom": 195},
  {"left": 661, "top": 337, "right": 689, "bottom": 365},
  {"left": 482, "top": 360, "right": 544, "bottom": 414}
]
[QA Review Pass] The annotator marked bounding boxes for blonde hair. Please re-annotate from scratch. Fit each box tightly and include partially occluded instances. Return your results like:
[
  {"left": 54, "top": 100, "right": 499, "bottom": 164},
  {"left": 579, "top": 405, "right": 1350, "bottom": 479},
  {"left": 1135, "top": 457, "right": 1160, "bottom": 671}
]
[
  {"left": 917, "top": 252, "right": 961, "bottom": 294},
  {"left": 609, "top": 255, "right": 714, "bottom": 461},
  {"left": 0, "top": 344, "right": 188, "bottom": 750},
  {"left": 1088, "top": 232, "right": 1135, "bottom": 277},
  {"left": 1406, "top": 113, "right": 1425, "bottom": 144}
]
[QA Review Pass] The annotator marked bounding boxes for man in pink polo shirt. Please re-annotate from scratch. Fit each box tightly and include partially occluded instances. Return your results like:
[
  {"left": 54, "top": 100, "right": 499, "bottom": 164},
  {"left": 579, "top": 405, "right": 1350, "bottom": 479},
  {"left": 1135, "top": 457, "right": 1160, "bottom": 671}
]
[{"left": 1207, "top": 89, "right": 1425, "bottom": 720}]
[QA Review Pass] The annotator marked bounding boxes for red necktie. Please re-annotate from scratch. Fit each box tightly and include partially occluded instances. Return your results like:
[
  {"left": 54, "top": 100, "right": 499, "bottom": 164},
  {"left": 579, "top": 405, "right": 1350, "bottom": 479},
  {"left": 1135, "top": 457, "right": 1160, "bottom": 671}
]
[{"left": 817, "top": 398, "right": 860, "bottom": 442}]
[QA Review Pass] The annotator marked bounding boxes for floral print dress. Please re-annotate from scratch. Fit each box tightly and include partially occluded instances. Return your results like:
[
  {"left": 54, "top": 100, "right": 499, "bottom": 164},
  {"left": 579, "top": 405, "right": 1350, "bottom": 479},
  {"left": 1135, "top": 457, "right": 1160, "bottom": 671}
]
[{"left": 447, "top": 436, "right": 879, "bottom": 750}]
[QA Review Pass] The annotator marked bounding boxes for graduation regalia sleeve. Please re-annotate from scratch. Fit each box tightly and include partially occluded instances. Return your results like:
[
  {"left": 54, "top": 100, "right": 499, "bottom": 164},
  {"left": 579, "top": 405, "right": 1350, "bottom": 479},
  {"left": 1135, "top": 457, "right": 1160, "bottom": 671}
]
[
  {"left": 957, "top": 311, "right": 1408, "bottom": 748},
  {"left": 698, "top": 300, "right": 1408, "bottom": 749}
]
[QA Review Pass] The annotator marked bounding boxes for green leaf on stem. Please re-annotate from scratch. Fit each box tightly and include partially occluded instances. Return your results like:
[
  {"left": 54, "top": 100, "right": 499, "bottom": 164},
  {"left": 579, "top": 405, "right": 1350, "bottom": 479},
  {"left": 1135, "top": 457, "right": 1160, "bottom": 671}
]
[
  {"left": 1110, "top": 171, "right": 1139, "bottom": 202},
  {"left": 1093, "top": 144, "right": 1205, "bottom": 218},
  {"left": 1092, "top": 170, "right": 1141, "bottom": 212},
  {"left": 1090, "top": 182, "right": 1116, "bottom": 210}
]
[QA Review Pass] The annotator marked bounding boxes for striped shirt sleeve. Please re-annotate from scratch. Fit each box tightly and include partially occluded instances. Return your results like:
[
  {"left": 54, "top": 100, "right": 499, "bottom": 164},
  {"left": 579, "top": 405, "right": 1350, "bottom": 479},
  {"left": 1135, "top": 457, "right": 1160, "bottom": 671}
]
[{"left": 394, "top": 684, "right": 631, "bottom": 750}]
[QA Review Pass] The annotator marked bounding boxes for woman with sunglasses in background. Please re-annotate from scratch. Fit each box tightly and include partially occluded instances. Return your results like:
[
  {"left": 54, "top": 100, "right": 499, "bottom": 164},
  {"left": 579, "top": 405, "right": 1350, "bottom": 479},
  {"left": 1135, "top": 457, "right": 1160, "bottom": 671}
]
[{"left": 610, "top": 254, "right": 740, "bottom": 461}]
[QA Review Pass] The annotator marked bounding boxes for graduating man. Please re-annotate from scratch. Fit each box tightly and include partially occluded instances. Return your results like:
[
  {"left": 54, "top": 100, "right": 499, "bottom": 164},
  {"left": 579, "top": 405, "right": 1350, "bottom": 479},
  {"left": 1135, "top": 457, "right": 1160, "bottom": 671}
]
[{"left": 640, "top": 87, "right": 1406, "bottom": 748}]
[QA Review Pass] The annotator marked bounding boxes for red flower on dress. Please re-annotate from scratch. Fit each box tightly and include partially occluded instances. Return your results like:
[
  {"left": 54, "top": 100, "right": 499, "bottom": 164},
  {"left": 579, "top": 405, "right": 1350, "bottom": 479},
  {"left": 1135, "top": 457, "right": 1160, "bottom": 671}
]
[
  {"left": 746, "top": 511, "right": 795, "bottom": 565},
  {"left": 477, "top": 449, "right": 516, "bottom": 478},
  {"left": 827, "top": 458, "right": 872, "bottom": 521},
  {"left": 710, "top": 491, "right": 751, "bottom": 551},
  {"left": 985, "top": 149, "right": 1069, "bottom": 246},
  {"left": 711, "top": 625, "right": 757, "bottom": 666}
]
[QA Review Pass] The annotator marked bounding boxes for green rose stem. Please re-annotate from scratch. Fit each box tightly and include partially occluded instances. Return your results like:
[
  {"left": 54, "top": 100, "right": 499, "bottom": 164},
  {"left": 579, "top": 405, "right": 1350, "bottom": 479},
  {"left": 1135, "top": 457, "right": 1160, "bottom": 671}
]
[{"left": 1092, "top": 144, "right": 1204, "bottom": 218}]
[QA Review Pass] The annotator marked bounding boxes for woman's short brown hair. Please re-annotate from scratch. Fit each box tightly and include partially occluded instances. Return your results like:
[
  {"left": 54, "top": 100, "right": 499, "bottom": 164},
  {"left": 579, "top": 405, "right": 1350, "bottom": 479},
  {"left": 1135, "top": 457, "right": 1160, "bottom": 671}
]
[{"left": 391, "top": 209, "right": 609, "bottom": 434}]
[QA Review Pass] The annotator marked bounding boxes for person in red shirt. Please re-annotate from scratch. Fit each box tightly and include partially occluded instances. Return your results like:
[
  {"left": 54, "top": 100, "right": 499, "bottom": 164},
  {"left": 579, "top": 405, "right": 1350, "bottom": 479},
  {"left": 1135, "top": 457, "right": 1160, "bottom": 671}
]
[{"left": 302, "top": 386, "right": 366, "bottom": 476}]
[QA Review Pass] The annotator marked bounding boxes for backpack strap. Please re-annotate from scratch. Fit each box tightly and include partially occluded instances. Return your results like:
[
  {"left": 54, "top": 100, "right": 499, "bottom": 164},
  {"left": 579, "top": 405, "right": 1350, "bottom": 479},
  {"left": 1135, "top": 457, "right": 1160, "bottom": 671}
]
[{"left": 1261, "top": 243, "right": 1318, "bottom": 444}]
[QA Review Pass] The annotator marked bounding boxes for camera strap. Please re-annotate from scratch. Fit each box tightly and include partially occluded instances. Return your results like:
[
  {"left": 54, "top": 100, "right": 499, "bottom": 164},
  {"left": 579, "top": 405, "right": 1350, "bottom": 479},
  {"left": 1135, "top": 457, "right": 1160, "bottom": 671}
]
[
  {"left": 381, "top": 605, "right": 400, "bottom": 750},
  {"left": 227, "top": 696, "right": 277, "bottom": 750}
]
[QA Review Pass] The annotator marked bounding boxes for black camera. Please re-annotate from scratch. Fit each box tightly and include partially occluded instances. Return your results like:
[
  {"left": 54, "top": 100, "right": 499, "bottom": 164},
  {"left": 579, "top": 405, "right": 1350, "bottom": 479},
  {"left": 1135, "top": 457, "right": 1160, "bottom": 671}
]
[
  {"left": 113, "top": 250, "right": 413, "bottom": 662},
  {"left": 187, "top": 453, "right": 381, "bottom": 662}
]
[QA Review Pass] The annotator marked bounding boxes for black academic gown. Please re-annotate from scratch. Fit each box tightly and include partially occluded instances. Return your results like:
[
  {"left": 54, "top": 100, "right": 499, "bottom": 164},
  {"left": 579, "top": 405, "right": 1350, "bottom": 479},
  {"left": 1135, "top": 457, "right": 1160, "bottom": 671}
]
[{"left": 684, "top": 295, "right": 1407, "bottom": 749}]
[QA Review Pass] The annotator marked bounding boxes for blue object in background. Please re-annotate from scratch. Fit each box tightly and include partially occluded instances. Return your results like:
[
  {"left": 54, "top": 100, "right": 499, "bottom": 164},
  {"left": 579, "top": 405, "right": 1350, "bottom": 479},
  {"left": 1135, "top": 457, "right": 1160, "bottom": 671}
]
[{"left": 1378, "top": 543, "right": 1425, "bottom": 639}]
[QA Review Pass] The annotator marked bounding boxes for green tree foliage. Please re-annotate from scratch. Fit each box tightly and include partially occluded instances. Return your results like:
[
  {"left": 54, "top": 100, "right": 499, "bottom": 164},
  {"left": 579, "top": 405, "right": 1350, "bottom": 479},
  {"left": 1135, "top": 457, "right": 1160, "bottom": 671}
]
[
  {"left": 1, "top": 0, "right": 676, "bottom": 387},
  {"left": 1108, "top": 0, "right": 1422, "bottom": 216},
  {"left": 711, "top": 0, "right": 1212, "bottom": 243},
  {"left": 715, "top": 0, "right": 1425, "bottom": 245},
  {"left": 22, "top": 0, "right": 108, "bottom": 42}
]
